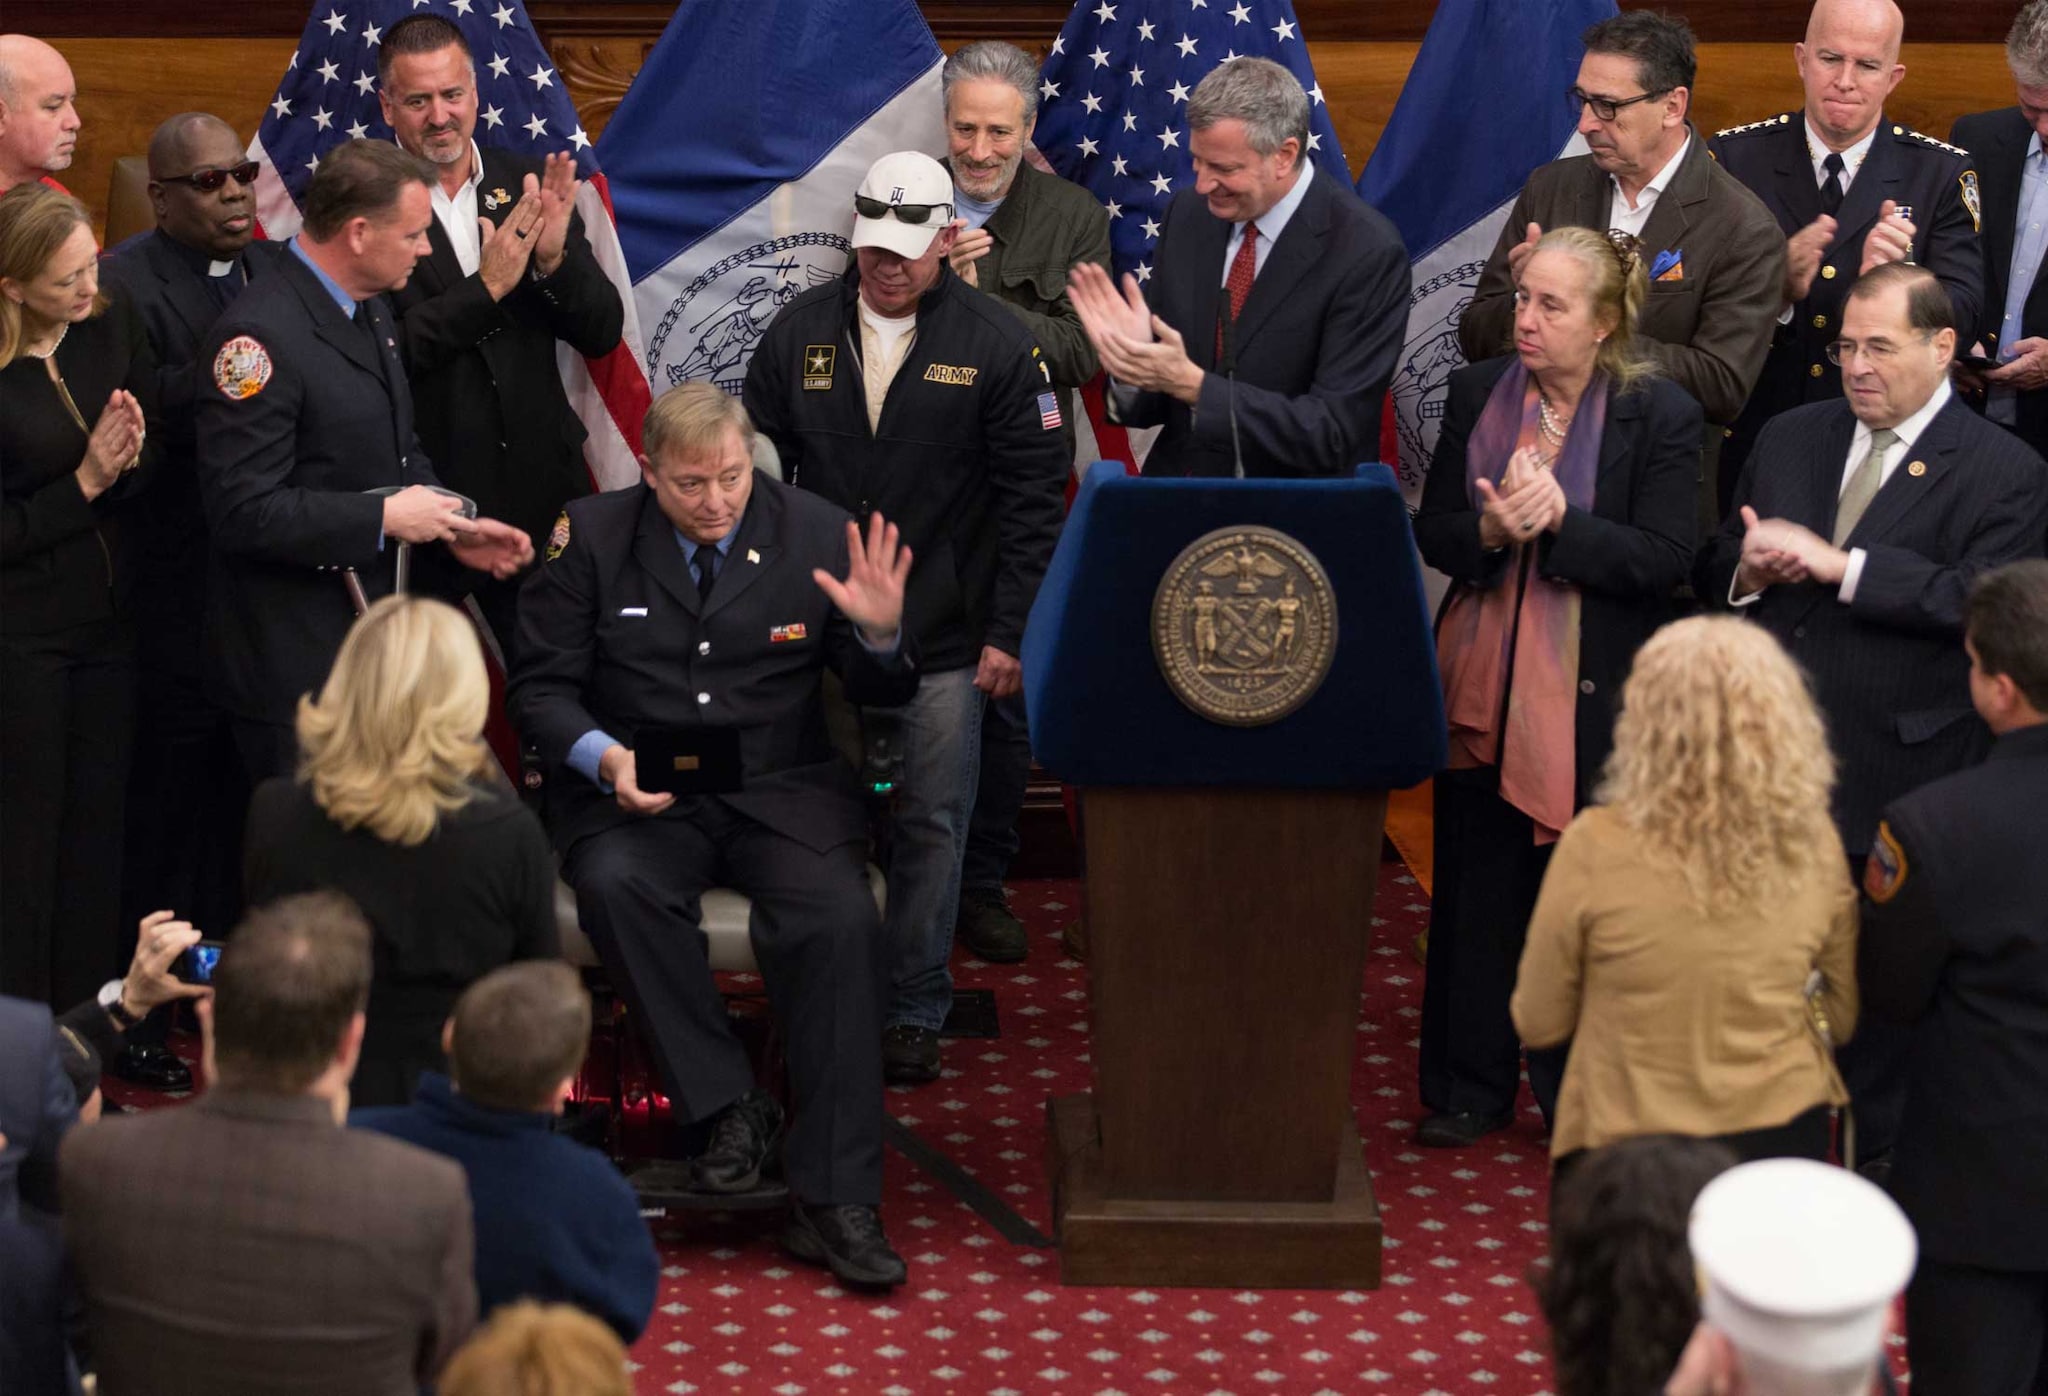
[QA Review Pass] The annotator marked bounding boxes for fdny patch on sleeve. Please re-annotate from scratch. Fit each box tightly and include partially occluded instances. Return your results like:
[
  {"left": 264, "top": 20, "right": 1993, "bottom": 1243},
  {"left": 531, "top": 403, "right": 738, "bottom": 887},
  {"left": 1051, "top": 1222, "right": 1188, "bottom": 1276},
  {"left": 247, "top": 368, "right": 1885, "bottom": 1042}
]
[
  {"left": 544, "top": 510, "right": 571, "bottom": 563},
  {"left": 1037, "top": 391, "right": 1063, "bottom": 431},
  {"left": 213, "top": 335, "right": 272, "bottom": 400},
  {"left": 1960, "top": 170, "right": 1983, "bottom": 233},
  {"left": 1863, "top": 820, "right": 1908, "bottom": 903}
]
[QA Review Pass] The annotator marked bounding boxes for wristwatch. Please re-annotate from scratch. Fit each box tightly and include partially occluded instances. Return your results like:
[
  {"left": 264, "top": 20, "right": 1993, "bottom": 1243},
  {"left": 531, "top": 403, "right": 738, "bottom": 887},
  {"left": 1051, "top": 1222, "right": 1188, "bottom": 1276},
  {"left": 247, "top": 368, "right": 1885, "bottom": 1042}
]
[{"left": 97, "top": 978, "right": 141, "bottom": 1029}]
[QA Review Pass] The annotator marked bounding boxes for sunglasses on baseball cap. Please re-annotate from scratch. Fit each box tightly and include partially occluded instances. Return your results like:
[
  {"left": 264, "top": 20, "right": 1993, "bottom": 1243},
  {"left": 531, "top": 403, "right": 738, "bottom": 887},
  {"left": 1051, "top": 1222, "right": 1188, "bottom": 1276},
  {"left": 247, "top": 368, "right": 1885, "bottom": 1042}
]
[{"left": 852, "top": 194, "right": 954, "bottom": 224}]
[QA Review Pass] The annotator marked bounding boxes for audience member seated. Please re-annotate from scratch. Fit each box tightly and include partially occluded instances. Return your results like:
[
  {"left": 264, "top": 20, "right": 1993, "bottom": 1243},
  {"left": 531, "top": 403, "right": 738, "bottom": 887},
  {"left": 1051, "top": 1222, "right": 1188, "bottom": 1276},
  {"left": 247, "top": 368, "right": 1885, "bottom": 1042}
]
[
  {"left": 0, "top": 994, "right": 75, "bottom": 1392},
  {"left": 0, "top": 182, "right": 157, "bottom": 1010},
  {"left": 1538, "top": 1135, "right": 1737, "bottom": 1396},
  {"left": 438, "top": 1301, "right": 632, "bottom": 1396},
  {"left": 1513, "top": 616, "right": 1858, "bottom": 1170},
  {"left": 1412, "top": 226, "right": 1700, "bottom": 1148},
  {"left": 354, "top": 962, "right": 659, "bottom": 1344},
  {"left": 244, "top": 595, "right": 558, "bottom": 1107},
  {"left": 60, "top": 891, "right": 477, "bottom": 1396},
  {"left": 0, "top": 36, "right": 80, "bottom": 196},
  {"left": 509, "top": 381, "right": 918, "bottom": 1289}
]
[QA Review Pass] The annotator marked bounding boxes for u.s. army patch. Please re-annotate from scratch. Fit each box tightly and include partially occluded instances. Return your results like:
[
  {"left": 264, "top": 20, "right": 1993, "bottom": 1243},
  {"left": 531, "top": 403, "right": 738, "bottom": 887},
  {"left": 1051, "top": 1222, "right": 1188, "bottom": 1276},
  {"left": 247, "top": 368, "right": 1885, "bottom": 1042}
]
[
  {"left": 213, "top": 335, "right": 272, "bottom": 400},
  {"left": 545, "top": 510, "right": 570, "bottom": 563},
  {"left": 922, "top": 363, "right": 978, "bottom": 386},
  {"left": 1960, "top": 170, "right": 1983, "bottom": 233},
  {"left": 803, "top": 344, "right": 835, "bottom": 391},
  {"left": 1863, "top": 820, "right": 1908, "bottom": 903}
]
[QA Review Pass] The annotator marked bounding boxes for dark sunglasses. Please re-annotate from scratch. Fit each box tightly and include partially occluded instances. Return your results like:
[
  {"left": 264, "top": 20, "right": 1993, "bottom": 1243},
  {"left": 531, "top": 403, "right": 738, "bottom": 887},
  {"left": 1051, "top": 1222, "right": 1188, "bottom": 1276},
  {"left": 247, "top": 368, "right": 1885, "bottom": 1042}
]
[
  {"left": 853, "top": 194, "right": 953, "bottom": 225},
  {"left": 158, "top": 160, "right": 261, "bottom": 193}
]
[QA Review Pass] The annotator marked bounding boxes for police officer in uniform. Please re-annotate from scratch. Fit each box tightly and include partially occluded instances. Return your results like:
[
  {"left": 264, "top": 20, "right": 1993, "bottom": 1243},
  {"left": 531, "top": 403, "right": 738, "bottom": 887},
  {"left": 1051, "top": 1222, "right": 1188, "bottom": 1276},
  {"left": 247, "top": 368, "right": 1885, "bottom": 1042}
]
[
  {"left": 194, "top": 139, "right": 531, "bottom": 781},
  {"left": 1708, "top": 0, "right": 1984, "bottom": 516},
  {"left": 508, "top": 381, "right": 920, "bottom": 1290},
  {"left": 1857, "top": 560, "right": 2048, "bottom": 1396}
]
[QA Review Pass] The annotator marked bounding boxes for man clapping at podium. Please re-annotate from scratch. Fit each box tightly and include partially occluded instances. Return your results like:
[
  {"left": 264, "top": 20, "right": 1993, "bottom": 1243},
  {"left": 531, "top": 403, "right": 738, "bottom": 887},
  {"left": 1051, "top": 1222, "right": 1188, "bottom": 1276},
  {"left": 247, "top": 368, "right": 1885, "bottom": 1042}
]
[{"left": 1068, "top": 57, "right": 1409, "bottom": 478}]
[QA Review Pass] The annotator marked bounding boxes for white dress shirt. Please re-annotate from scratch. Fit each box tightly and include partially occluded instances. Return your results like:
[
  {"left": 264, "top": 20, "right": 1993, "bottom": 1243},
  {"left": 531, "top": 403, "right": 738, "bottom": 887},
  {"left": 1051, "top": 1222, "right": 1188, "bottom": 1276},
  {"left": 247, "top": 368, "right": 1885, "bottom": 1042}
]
[
  {"left": 426, "top": 140, "right": 488, "bottom": 276},
  {"left": 1805, "top": 118, "right": 1877, "bottom": 195},
  {"left": 1607, "top": 135, "right": 1691, "bottom": 238}
]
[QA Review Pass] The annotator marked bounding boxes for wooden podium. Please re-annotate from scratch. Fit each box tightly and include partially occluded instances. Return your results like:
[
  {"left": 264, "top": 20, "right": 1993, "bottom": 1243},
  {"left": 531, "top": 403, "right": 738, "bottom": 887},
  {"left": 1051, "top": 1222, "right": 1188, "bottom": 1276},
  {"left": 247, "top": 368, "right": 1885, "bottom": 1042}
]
[{"left": 1021, "top": 466, "right": 1444, "bottom": 1290}]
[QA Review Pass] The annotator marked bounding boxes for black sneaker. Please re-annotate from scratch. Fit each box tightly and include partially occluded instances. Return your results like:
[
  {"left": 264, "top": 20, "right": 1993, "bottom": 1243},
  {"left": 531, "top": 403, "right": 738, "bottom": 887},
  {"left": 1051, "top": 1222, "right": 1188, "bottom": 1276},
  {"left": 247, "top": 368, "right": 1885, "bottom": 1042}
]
[
  {"left": 1415, "top": 1109, "right": 1514, "bottom": 1148},
  {"left": 111, "top": 1043, "right": 192, "bottom": 1093},
  {"left": 780, "top": 1202, "right": 908, "bottom": 1289},
  {"left": 881, "top": 1024, "right": 941, "bottom": 1085},
  {"left": 955, "top": 890, "right": 1028, "bottom": 963},
  {"left": 688, "top": 1088, "right": 784, "bottom": 1193}
]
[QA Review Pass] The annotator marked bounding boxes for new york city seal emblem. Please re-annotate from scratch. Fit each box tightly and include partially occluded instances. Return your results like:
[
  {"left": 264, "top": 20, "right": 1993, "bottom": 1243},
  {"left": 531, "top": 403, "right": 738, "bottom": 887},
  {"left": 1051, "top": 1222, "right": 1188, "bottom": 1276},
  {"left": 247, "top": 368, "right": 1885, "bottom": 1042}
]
[{"left": 1152, "top": 526, "right": 1337, "bottom": 726}]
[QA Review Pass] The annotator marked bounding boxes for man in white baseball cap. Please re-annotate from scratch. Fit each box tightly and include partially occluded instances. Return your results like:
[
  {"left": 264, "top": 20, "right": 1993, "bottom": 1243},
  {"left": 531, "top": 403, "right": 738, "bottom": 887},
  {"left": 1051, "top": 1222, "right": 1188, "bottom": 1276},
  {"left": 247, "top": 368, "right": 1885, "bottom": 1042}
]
[
  {"left": 1669, "top": 1157, "right": 1916, "bottom": 1396},
  {"left": 743, "top": 149, "right": 1070, "bottom": 1087}
]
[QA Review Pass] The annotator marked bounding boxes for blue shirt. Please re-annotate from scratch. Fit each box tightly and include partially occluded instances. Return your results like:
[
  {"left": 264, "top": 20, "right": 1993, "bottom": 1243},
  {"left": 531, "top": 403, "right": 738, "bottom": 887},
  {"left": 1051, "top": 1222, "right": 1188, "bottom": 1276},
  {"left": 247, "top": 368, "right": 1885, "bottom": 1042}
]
[
  {"left": 351, "top": 1074, "right": 659, "bottom": 1343},
  {"left": 954, "top": 187, "right": 1003, "bottom": 230},
  {"left": 1991, "top": 136, "right": 2048, "bottom": 426},
  {"left": 287, "top": 236, "right": 356, "bottom": 317}
]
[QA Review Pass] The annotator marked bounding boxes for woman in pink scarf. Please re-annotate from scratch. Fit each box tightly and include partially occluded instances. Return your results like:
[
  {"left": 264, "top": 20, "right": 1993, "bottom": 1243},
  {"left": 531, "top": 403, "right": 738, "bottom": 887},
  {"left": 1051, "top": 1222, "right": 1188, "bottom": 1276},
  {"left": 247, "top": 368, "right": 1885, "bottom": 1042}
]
[{"left": 1413, "top": 227, "right": 1699, "bottom": 1149}]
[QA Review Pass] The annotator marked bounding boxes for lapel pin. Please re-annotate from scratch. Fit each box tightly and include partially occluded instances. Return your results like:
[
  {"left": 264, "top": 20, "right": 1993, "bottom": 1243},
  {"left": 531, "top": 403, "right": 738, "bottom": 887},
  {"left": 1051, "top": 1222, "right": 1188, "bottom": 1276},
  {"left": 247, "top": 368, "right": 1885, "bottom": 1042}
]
[
  {"left": 484, "top": 187, "right": 510, "bottom": 211},
  {"left": 1907, "top": 460, "right": 1926, "bottom": 477},
  {"left": 746, "top": 548, "right": 761, "bottom": 564}
]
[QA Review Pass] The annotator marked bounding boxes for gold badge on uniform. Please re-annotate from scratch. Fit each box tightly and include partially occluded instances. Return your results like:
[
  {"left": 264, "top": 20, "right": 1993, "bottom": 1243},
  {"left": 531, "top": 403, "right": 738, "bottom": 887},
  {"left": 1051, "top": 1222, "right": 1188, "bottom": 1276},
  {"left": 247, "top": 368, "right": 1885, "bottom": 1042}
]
[
  {"left": 802, "top": 344, "right": 835, "bottom": 391},
  {"left": 922, "top": 363, "right": 978, "bottom": 386},
  {"left": 1863, "top": 820, "right": 1908, "bottom": 903},
  {"left": 544, "top": 510, "right": 571, "bottom": 562},
  {"left": 212, "top": 335, "right": 273, "bottom": 400},
  {"left": 1152, "top": 526, "right": 1337, "bottom": 726},
  {"left": 1960, "top": 170, "right": 1983, "bottom": 233}
]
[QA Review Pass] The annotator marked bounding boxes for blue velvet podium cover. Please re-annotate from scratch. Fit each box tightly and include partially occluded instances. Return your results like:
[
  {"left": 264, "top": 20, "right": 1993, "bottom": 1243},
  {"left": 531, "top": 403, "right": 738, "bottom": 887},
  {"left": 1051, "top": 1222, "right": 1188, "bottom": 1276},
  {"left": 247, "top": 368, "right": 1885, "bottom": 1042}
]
[{"left": 1023, "top": 463, "right": 1446, "bottom": 789}]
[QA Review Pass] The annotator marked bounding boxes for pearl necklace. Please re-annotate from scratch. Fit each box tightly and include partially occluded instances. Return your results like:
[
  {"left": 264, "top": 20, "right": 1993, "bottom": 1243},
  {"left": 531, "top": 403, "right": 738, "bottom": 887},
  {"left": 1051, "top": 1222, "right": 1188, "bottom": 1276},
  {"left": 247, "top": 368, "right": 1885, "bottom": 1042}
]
[
  {"left": 1537, "top": 392, "right": 1573, "bottom": 450},
  {"left": 21, "top": 321, "right": 67, "bottom": 360}
]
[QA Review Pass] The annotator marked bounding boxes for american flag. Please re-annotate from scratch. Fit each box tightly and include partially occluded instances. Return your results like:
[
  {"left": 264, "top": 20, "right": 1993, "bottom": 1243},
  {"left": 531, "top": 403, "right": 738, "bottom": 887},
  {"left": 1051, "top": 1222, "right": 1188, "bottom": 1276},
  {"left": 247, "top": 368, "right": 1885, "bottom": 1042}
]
[
  {"left": 247, "top": 0, "right": 650, "bottom": 490},
  {"left": 1033, "top": 0, "right": 1350, "bottom": 282}
]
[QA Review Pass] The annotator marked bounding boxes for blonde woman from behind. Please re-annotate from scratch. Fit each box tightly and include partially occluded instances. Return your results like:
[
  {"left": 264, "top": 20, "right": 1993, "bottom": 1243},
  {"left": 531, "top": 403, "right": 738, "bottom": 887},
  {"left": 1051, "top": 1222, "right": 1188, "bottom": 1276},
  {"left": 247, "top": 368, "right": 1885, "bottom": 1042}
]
[
  {"left": 439, "top": 1302, "right": 632, "bottom": 1396},
  {"left": 243, "top": 595, "right": 558, "bottom": 1107},
  {"left": 1513, "top": 615, "right": 1857, "bottom": 1176}
]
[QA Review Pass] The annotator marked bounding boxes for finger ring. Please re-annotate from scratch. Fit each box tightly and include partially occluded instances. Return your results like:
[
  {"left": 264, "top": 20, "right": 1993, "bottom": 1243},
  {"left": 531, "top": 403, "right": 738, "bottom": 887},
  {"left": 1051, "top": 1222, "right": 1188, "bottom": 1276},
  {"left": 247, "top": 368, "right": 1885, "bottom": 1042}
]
[{"left": 515, "top": 230, "right": 528, "bottom": 239}]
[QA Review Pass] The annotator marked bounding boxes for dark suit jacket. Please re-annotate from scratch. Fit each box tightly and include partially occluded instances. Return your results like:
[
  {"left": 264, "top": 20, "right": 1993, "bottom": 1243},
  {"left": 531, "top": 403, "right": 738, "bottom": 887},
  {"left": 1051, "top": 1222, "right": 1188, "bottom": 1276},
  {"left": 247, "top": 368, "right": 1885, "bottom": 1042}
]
[
  {"left": 1415, "top": 357, "right": 1701, "bottom": 797},
  {"left": 60, "top": 1088, "right": 476, "bottom": 1396},
  {"left": 100, "top": 232, "right": 284, "bottom": 676},
  {"left": 1116, "top": 168, "right": 1411, "bottom": 477},
  {"left": 1461, "top": 129, "right": 1786, "bottom": 428},
  {"left": 509, "top": 474, "right": 920, "bottom": 857},
  {"left": 1953, "top": 106, "right": 2048, "bottom": 459},
  {"left": 194, "top": 249, "right": 452, "bottom": 725},
  {"left": 390, "top": 146, "right": 623, "bottom": 548},
  {"left": 1709, "top": 115, "right": 1985, "bottom": 466},
  {"left": 0, "top": 998, "right": 73, "bottom": 1223},
  {"left": 1858, "top": 722, "right": 2048, "bottom": 1269},
  {"left": 1695, "top": 395, "right": 2048, "bottom": 851}
]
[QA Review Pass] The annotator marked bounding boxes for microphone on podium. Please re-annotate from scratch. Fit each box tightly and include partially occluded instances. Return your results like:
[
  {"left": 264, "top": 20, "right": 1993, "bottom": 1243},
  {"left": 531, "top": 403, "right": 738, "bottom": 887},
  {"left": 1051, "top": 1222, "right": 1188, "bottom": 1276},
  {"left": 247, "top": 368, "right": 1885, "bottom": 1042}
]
[{"left": 1215, "top": 298, "right": 1245, "bottom": 480}]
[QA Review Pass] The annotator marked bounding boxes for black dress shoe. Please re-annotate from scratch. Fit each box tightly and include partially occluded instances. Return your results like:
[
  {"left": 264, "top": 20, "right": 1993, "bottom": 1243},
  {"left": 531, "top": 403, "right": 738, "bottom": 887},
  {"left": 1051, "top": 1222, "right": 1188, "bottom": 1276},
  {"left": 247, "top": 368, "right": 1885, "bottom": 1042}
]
[
  {"left": 111, "top": 1043, "right": 192, "bottom": 1093},
  {"left": 956, "top": 891, "right": 1028, "bottom": 963},
  {"left": 780, "top": 1203, "right": 908, "bottom": 1289},
  {"left": 688, "top": 1088, "right": 784, "bottom": 1193},
  {"left": 1416, "top": 1109, "right": 1513, "bottom": 1148},
  {"left": 881, "top": 1025, "right": 940, "bottom": 1085}
]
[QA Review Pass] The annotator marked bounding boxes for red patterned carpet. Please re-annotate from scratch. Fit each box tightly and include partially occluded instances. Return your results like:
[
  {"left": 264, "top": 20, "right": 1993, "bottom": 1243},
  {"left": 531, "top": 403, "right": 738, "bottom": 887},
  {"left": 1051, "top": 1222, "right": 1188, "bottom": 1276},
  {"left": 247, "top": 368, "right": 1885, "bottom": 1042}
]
[{"left": 622, "top": 864, "right": 1568, "bottom": 1396}]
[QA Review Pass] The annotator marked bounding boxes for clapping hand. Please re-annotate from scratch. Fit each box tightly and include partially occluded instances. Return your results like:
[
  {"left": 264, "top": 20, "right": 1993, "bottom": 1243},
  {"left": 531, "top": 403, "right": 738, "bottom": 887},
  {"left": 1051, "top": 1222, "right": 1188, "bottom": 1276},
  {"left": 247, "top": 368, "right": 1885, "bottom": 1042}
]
[
  {"left": 1784, "top": 214, "right": 1838, "bottom": 303},
  {"left": 1475, "top": 446, "right": 1566, "bottom": 548},
  {"left": 1070, "top": 262, "right": 1204, "bottom": 402},
  {"left": 813, "top": 512, "right": 912, "bottom": 648},
  {"left": 477, "top": 188, "right": 544, "bottom": 300},
  {"left": 1860, "top": 199, "right": 1917, "bottom": 273},
  {"left": 532, "top": 152, "right": 580, "bottom": 277},
  {"left": 1736, "top": 507, "right": 1848, "bottom": 592},
  {"left": 949, "top": 221, "right": 993, "bottom": 288},
  {"left": 1506, "top": 221, "right": 1545, "bottom": 283},
  {"left": 77, "top": 389, "right": 145, "bottom": 501}
]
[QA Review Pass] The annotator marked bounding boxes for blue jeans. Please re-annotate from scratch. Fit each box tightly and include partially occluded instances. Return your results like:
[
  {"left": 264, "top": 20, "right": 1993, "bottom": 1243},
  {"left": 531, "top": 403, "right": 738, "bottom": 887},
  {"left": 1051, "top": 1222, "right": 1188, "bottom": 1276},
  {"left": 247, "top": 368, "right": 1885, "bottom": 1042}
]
[{"left": 872, "top": 664, "right": 982, "bottom": 1032}]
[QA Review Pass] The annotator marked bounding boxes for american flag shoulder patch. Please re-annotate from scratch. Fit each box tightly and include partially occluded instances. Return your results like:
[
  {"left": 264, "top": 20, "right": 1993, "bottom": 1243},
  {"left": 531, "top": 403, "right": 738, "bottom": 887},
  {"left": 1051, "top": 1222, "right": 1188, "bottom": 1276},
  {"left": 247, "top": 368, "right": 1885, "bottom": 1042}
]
[{"left": 1037, "top": 391, "right": 1063, "bottom": 430}]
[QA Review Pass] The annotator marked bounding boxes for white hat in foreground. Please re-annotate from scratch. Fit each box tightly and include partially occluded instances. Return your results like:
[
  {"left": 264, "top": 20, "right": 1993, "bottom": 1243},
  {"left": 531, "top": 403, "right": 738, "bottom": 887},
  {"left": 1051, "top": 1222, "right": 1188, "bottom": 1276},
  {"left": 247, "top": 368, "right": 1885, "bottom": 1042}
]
[
  {"left": 1689, "top": 1158, "right": 1916, "bottom": 1372},
  {"left": 851, "top": 151, "right": 954, "bottom": 261}
]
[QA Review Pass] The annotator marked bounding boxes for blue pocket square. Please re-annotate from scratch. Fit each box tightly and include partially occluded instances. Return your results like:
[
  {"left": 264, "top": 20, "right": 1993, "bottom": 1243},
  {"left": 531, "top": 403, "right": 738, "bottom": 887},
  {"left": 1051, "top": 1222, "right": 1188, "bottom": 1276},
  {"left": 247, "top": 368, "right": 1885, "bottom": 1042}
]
[{"left": 1649, "top": 248, "right": 1684, "bottom": 282}]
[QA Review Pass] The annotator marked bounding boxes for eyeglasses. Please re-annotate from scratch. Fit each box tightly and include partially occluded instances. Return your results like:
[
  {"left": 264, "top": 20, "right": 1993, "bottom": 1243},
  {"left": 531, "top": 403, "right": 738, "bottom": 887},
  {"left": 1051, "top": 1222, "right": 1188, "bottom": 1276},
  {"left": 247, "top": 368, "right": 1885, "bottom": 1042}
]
[
  {"left": 1566, "top": 86, "right": 1672, "bottom": 122},
  {"left": 1825, "top": 331, "right": 1934, "bottom": 366},
  {"left": 156, "top": 161, "right": 261, "bottom": 193},
  {"left": 853, "top": 194, "right": 953, "bottom": 225}
]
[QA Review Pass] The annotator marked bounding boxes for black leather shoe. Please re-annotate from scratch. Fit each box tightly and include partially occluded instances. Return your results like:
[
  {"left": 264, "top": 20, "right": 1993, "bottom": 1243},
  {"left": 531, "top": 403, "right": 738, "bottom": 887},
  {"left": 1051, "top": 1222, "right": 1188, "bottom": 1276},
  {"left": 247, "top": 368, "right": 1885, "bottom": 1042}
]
[
  {"left": 780, "top": 1203, "right": 908, "bottom": 1289},
  {"left": 688, "top": 1088, "right": 784, "bottom": 1193},
  {"left": 881, "top": 1025, "right": 941, "bottom": 1085},
  {"left": 111, "top": 1043, "right": 192, "bottom": 1093},
  {"left": 956, "top": 891, "right": 1028, "bottom": 963},
  {"left": 1416, "top": 1109, "right": 1513, "bottom": 1148}
]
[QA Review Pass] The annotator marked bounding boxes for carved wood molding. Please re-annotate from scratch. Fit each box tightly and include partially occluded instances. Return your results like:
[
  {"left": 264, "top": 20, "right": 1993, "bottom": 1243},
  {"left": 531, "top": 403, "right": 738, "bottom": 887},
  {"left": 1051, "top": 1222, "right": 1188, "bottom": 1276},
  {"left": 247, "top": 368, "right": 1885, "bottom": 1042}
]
[
  {"left": 550, "top": 40, "right": 646, "bottom": 130},
  {"left": 12, "top": 1, "right": 2020, "bottom": 43}
]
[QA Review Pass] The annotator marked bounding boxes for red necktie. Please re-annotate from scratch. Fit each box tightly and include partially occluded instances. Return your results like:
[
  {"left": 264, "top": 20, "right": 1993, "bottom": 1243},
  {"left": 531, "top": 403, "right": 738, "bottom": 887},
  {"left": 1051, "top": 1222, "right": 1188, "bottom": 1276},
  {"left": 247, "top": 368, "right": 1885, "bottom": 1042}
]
[{"left": 1217, "top": 222, "right": 1258, "bottom": 356}]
